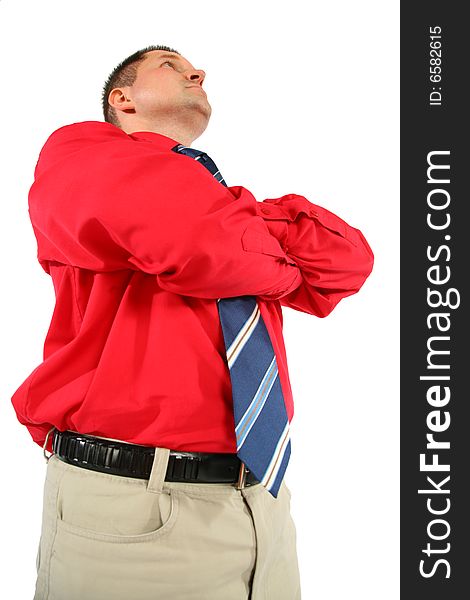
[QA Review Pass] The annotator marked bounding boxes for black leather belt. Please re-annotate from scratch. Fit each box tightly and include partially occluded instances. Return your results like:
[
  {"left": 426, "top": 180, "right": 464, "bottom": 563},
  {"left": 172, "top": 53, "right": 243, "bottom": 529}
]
[{"left": 51, "top": 429, "right": 259, "bottom": 489}]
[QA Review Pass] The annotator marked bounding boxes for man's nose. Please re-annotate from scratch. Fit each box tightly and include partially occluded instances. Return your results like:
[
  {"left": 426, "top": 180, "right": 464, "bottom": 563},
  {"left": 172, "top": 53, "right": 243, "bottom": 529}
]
[{"left": 186, "top": 69, "right": 206, "bottom": 84}]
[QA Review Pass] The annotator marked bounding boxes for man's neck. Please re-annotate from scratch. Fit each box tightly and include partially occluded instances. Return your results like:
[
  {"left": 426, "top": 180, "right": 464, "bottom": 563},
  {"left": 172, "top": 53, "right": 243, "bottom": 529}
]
[{"left": 123, "top": 119, "right": 202, "bottom": 148}]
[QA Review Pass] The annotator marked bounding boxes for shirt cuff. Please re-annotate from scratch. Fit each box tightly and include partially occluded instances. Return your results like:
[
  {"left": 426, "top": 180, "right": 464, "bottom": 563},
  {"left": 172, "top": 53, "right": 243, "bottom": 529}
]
[
  {"left": 259, "top": 195, "right": 359, "bottom": 248},
  {"left": 255, "top": 201, "right": 290, "bottom": 252}
]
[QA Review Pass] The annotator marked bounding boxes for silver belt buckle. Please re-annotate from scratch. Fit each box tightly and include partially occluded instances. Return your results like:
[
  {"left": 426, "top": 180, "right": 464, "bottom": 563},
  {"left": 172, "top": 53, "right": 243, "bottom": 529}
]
[{"left": 236, "top": 461, "right": 247, "bottom": 490}]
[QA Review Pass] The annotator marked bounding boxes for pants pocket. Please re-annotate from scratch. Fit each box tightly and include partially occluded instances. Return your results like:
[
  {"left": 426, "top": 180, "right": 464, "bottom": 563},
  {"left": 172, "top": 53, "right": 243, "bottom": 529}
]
[{"left": 55, "top": 463, "right": 179, "bottom": 543}]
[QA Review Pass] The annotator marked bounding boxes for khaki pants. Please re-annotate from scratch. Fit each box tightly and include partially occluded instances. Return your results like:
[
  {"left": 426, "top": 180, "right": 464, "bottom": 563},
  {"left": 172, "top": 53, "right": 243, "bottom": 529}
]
[{"left": 34, "top": 445, "right": 301, "bottom": 599}]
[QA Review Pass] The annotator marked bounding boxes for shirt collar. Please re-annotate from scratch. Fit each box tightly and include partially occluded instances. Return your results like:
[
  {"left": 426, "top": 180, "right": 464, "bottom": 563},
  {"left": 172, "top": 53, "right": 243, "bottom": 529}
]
[
  {"left": 62, "top": 121, "right": 182, "bottom": 151},
  {"left": 127, "top": 130, "right": 182, "bottom": 151}
]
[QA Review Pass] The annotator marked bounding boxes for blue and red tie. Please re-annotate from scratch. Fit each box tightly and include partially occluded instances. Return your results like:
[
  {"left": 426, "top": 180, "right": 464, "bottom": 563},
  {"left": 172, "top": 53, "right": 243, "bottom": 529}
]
[{"left": 172, "top": 144, "right": 291, "bottom": 498}]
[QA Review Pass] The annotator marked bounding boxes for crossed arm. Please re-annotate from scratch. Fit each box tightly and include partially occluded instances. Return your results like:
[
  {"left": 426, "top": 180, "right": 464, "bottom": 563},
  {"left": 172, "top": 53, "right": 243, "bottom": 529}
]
[{"left": 29, "top": 131, "right": 373, "bottom": 316}]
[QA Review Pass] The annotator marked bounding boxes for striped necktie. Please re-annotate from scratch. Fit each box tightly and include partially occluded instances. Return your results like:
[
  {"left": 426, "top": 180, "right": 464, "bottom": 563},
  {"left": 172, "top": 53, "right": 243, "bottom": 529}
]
[{"left": 172, "top": 143, "right": 291, "bottom": 498}]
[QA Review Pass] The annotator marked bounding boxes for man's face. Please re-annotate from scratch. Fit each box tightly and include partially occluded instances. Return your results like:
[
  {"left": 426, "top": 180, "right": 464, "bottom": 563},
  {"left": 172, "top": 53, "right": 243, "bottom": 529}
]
[{"left": 126, "top": 50, "right": 212, "bottom": 129}]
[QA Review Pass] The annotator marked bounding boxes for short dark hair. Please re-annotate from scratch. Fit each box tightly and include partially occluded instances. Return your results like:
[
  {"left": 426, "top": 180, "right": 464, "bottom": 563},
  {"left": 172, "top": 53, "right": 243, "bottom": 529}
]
[{"left": 101, "top": 45, "right": 181, "bottom": 128}]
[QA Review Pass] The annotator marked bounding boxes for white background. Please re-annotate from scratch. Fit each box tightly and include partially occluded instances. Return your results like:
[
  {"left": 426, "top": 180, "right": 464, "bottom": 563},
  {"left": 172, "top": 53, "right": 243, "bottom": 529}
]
[{"left": 0, "top": 0, "right": 399, "bottom": 597}]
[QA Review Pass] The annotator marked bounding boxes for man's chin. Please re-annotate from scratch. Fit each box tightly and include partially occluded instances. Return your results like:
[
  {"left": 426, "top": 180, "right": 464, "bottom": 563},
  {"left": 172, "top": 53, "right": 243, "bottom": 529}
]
[{"left": 187, "top": 99, "right": 211, "bottom": 120}]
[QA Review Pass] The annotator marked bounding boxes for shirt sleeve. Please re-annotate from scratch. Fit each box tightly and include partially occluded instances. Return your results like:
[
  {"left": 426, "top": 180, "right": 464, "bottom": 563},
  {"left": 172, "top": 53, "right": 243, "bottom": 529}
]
[
  {"left": 28, "top": 136, "right": 302, "bottom": 301},
  {"left": 254, "top": 194, "right": 374, "bottom": 316}
]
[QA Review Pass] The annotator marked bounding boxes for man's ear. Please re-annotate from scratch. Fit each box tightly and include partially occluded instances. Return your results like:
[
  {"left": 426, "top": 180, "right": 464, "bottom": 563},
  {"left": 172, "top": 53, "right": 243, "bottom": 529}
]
[{"left": 108, "top": 87, "right": 136, "bottom": 114}]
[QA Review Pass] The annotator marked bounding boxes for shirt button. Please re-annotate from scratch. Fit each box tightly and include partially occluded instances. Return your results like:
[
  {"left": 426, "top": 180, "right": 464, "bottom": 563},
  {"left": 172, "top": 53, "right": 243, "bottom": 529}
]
[
  {"left": 309, "top": 209, "right": 319, "bottom": 217},
  {"left": 261, "top": 207, "right": 271, "bottom": 215}
]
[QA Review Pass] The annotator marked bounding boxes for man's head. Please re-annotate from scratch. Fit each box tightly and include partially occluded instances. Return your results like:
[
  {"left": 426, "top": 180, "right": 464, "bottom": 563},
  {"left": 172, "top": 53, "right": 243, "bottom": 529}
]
[{"left": 101, "top": 45, "right": 212, "bottom": 145}]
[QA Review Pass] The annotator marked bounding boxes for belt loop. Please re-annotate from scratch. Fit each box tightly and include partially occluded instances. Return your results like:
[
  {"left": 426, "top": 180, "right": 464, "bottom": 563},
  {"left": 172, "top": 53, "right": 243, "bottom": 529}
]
[
  {"left": 43, "top": 426, "right": 56, "bottom": 463},
  {"left": 147, "top": 447, "right": 171, "bottom": 494},
  {"left": 236, "top": 461, "right": 247, "bottom": 490}
]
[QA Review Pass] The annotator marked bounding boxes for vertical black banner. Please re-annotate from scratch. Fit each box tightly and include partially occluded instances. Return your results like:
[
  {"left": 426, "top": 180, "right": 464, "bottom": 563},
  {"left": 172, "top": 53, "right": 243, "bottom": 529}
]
[{"left": 401, "top": 3, "right": 468, "bottom": 598}]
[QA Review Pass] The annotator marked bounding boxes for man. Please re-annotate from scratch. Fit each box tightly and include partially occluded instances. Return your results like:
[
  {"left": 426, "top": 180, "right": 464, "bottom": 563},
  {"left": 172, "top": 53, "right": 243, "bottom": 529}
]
[{"left": 11, "top": 44, "right": 374, "bottom": 599}]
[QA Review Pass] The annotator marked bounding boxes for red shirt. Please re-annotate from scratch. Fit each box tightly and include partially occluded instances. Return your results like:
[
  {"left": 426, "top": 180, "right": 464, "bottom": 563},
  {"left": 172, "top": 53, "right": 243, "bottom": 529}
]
[{"left": 10, "top": 121, "right": 374, "bottom": 455}]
